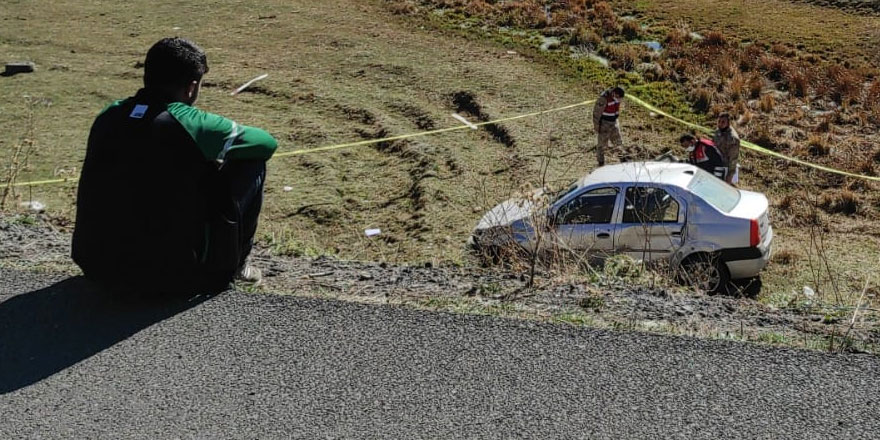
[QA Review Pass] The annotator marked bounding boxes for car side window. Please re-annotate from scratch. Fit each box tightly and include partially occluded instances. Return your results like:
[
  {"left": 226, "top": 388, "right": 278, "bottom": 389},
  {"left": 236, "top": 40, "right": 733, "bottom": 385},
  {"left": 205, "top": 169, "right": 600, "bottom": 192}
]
[
  {"left": 622, "top": 187, "right": 680, "bottom": 223},
  {"left": 556, "top": 187, "right": 618, "bottom": 225}
]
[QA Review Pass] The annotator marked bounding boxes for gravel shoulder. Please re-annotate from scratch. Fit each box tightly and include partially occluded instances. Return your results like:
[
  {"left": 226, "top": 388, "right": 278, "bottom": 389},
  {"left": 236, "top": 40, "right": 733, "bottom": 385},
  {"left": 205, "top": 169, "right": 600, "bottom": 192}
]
[{"left": 1, "top": 213, "right": 878, "bottom": 354}]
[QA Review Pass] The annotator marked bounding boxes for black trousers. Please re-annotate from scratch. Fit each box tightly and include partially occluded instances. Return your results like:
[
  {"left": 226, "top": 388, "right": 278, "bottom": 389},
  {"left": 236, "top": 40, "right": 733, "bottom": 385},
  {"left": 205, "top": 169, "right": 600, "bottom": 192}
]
[{"left": 217, "top": 160, "right": 266, "bottom": 270}]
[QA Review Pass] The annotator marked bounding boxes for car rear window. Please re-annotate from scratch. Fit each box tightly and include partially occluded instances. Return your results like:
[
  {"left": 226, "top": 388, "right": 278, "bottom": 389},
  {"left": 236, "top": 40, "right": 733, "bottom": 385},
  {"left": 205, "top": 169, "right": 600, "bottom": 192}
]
[{"left": 687, "top": 170, "right": 740, "bottom": 213}]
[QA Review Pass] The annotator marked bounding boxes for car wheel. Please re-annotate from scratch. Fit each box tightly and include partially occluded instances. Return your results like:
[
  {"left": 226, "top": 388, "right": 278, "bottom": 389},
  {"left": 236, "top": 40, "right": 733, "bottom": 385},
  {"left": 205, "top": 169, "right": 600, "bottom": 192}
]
[{"left": 679, "top": 253, "right": 730, "bottom": 294}]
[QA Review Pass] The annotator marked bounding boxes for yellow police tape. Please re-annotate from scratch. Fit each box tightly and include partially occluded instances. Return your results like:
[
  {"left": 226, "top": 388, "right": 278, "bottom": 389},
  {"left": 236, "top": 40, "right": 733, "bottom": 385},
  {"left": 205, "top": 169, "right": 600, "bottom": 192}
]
[
  {"left": 273, "top": 99, "right": 595, "bottom": 158},
  {"left": 10, "top": 95, "right": 880, "bottom": 187},
  {"left": 627, "top": 95, "right": 880, "bottom": 182}
]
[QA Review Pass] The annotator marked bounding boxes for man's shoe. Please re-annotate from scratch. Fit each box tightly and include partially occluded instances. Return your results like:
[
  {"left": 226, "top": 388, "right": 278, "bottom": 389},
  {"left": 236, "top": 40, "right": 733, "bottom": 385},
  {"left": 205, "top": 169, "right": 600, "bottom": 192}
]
[{"left": 236, "top": 265, "right": 262, "bottom": 284}]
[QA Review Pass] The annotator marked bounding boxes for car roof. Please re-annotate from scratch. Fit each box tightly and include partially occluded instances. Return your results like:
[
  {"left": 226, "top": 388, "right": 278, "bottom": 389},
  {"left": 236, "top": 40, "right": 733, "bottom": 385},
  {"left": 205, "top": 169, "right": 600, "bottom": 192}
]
[{"left": 577, "top": 161, "right": 698, "bottom": 189}]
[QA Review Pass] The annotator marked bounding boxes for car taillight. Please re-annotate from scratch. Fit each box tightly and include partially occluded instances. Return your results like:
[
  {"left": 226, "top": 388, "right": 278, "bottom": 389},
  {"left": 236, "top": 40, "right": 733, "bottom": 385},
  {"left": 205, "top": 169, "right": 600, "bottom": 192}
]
[{"left": 750, "top": 218, "right": 760, "bottom": 247}]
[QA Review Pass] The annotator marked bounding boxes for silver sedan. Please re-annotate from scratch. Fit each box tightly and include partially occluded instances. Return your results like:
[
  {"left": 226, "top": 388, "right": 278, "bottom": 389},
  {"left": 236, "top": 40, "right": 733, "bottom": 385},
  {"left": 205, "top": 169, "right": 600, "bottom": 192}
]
[{"left": 470, "top": 162, "right": 773, "bottom": 293}]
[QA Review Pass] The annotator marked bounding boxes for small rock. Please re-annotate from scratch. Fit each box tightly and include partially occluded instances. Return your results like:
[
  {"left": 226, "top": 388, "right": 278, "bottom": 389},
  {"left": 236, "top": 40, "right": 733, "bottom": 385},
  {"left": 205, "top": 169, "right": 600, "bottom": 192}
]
[
  {"left": 423, "top": 261, "right": 433, "bottom": 268},
  {"left": 358, "top": 272, "right": 374, "bottom": 281},
  {"left": 4, "top": 62, "right": 35, "bottom": 76}
]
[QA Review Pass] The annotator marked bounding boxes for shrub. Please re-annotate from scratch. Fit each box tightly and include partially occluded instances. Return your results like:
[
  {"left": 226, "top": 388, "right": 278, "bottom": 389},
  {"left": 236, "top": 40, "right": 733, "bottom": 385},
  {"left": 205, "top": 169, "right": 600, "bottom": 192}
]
[
  {"left": 701, "top": 31, "right": 727, "bottom": 47},
  {"left": 759, "top": 55, "right": 786, "bottom": 82},
  {"left": 827, "top": 65, "right": 861, "bottom": 107},
  {"left": 783, "top": 66, "right": 810, "bottom": 98},
  {"left": 465, "top": 0, "right": 495, "bottom": 17},
  {"left": 689, "top": 87, "right": 713, "bottom": 113},
  {"left": 601, "top": 44, "right": 642, "bottom": 71},
  {"left": 747, "top": 73, "right": 764, "bottom": 99},
  {"left": 571, "top": 24, "right": 602, "bottom": 47},
  {"left": 499, "top": 0, "right": 548, "bottom": 28},
  {"left": 818, "top": 190, "right": 859, "bottom": 215},
  {"left": 592, "top": 1, "right": 619, "bottom": 36},
  {"left": 759, "top": 94, "right": 776, "bottom": 113},
  {"left": 665, "top": 28, "right": 689, "bottom": 47},
  {"left": 621, "top": 19, "right": 641, "bottom": 40}
]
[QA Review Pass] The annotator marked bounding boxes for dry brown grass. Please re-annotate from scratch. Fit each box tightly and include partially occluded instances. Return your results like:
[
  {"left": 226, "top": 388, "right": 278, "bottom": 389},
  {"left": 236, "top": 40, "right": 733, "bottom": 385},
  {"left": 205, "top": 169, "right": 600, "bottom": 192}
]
[
  {"left": 701, "top": 30, "right": 727, "bottom": 47},
  {"left": 806, "top": 134, "right": 830, "bottom": 156},
  {"left": 826, "top": 65, "right": 862, "bottom": 107},
  {"left": 819, "top": 190, "right": 860, "bottom": 215},
  {"left": 571, "top": 24, "right": 602, "bottom": 47},
  {"left": 591, "top": 1, "right": 619, "bottom": 36},
  {"left": 389, "top": 1, "right": 417, "bottom": 15},
  {"left": 499, "top": 0, "right": 548, "bottom": 28},
  {"left": 689, "top": 87, "right": 713, "bottom": 113},
  {"left": 783, "top": 65, "right": 811, "bottom": 98},
  {"left": 621, "top": 19, "right": 641, "bottom": 40},
  {"left": 771, "top": 248, "right": 800, "bottom": 265},
  {"left": 758, "top": 94, "right": 776, "bottom": 113}
]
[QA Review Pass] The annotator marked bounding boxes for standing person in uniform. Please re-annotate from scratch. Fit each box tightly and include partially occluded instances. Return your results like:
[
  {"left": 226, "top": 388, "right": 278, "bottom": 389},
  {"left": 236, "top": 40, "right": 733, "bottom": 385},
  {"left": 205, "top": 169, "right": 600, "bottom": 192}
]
[
  {"left": 712, "top": 113, "right": 741, "bottom": 185},
  {"left": 72, "top": 37, "right": 278, "bottom": 294},
  {"left": 679, "top": 133, "right": 727, "bottom": 180},
  {"left": 591, "top": 86, "right": 625, "bottom": 167}
]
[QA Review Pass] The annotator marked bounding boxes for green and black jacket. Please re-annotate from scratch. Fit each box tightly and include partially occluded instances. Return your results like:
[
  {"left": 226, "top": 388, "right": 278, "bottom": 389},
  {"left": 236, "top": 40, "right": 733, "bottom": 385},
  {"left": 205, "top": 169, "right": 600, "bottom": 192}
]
[{"left": 72, "top": 88, "right": 277, "bottom": 293}]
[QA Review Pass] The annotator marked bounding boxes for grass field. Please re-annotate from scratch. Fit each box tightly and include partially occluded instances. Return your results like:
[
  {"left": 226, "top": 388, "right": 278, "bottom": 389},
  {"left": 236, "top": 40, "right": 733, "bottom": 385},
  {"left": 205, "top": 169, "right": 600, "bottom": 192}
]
[{"left": 2, "top": 0, "right": 879, "bottom": 318}]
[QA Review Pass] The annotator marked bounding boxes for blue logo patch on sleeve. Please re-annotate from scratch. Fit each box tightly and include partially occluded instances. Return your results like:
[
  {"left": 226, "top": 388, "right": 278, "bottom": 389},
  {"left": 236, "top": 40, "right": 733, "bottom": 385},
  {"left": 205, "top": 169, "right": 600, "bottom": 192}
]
[{"left": 130, "top": 104, "right": 149, "bottom": 119}]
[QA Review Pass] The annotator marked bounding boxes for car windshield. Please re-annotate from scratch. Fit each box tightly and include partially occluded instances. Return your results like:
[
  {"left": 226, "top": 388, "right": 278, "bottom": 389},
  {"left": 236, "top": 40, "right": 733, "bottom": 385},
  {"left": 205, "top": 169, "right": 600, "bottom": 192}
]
[
  {"left": 551, "top": 183, "right": 578, "bottom": 205},
  {"left": 687, "top": 170, "right": 740, "bottom": 213}
]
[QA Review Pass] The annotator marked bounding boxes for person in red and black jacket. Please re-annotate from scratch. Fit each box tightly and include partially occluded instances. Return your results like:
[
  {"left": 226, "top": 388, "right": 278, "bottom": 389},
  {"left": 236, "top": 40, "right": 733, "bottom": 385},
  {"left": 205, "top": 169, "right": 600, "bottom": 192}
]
[
  {"left": 591, "top": 86, "right": 625, "bottom": 166},
  {"left": 679, "top": 134, "right": 728, "bottom": 181}
]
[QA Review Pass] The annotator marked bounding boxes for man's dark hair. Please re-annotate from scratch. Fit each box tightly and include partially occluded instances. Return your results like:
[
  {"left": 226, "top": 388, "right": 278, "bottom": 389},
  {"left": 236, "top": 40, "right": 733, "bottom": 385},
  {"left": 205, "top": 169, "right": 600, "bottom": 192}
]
[
  {"left": 679, "top": 133, "right": 696, "bottom": 143},
  {"left": 718, "top": 112, "right": 731, "bottom": 121},
  {"left": 613, "top": 86, "right": 625, "bottom": 97},
  {"left": 144, "top": 38, "right": 209, "bottom": 88}
]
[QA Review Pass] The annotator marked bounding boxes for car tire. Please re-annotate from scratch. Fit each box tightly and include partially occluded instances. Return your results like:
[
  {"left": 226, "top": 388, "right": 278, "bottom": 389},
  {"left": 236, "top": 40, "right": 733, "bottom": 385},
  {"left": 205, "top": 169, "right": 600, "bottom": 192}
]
[{"left": 679, "top": 253, "right": 731, "bottom": 295}]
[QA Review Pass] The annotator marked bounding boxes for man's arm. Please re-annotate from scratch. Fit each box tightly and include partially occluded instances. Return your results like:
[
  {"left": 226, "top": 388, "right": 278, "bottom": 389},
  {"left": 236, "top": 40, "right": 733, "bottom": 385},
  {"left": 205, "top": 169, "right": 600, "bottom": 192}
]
[
  {"left": 725, "top": 136, "right": 740, "bottom": 184},
  {"left": 592, "top": 95, "right": 606, "bottom": 131},
  {"left": 167, "top": 102, "right": 278, "bottom": 162}
]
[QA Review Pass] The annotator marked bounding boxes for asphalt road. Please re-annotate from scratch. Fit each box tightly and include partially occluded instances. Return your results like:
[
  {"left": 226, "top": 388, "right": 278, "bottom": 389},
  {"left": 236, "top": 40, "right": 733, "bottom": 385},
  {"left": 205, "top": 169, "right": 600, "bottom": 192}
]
[{"left": 1, "top": 268, "right": 878, "bottom": 439}]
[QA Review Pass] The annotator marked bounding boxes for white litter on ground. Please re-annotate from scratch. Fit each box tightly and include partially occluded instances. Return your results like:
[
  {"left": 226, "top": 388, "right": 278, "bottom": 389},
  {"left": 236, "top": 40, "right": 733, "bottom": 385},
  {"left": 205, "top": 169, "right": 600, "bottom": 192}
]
[
  {"left": 231, "top": 73, "right": 269, "bottom": 96},
  {"left": 364, "top": 228, "right": 381, "bottom": 237},
  {"left": 20, "top": 201, "right": 45, "bottom": 212},
  {"left": 451, "top": 113, "right": 478, "bottom": 130},
  {"left": 283, "top": 186, "right": 293, "bottom": 192}
]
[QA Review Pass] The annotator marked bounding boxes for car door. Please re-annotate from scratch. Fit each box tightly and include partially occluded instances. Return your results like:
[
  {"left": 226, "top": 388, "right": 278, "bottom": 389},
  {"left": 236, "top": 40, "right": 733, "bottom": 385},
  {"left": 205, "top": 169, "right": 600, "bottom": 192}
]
[
  {"left": 551, "top": 187, "right": 620, "bottom": 254},
  {"left": 615, "top": 185, "right": 686, "bottom": 262}
]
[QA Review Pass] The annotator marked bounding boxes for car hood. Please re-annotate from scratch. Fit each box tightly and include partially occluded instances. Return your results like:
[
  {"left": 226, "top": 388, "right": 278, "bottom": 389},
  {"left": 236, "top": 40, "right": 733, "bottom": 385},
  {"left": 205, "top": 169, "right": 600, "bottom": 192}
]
[{"left": 475, "top": 194, "right": 543, "bottom": 230}]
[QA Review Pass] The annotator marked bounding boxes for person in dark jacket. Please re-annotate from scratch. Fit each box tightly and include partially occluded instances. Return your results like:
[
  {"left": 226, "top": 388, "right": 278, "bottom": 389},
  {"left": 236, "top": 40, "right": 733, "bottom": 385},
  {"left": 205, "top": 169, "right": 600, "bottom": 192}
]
[
  {"left": 72, "top": 38, "right": 277, "bottom": 294},
  {"left": 679, "top": 133, "right": 727, "bottom": 181}
]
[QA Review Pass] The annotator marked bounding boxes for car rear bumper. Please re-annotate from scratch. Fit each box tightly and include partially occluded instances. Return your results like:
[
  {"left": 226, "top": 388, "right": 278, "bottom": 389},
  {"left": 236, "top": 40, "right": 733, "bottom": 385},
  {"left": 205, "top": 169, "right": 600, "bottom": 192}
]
[{"left": 724, "top": 228, "right": 773, "bottom": 279}]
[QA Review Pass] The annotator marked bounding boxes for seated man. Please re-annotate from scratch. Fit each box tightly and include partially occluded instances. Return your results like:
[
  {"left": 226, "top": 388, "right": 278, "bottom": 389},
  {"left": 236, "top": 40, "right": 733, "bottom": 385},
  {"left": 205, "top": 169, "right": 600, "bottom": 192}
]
[
  {"left": 72, "top": 38, "right": 277, "bottom": 294},
  {"left": 679, "top": 133, "right": 727, "bottom": 181}
]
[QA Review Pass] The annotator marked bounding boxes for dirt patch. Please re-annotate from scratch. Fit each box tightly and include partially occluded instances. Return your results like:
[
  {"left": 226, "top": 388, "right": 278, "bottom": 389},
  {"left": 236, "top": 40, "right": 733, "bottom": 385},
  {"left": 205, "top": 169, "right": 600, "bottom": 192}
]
[{"left": 451, "top": 91, "right": 517, "bottom": 148}]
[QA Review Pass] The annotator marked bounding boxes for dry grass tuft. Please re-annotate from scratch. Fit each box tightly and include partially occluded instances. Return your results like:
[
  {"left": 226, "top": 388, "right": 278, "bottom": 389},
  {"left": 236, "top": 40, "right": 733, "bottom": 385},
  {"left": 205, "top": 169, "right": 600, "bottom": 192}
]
[
  {"left": 389, "top": 1, "right": 417, "bottom": 15},
  {"left": 758, "top": 94, "right": 776, "bottom": 113},
  {"left": 747, "top": 73, "right": 764, "bottom": 99},
  {"left": 592, "top": 2, "right": 619, "bottom": 36},
  {"left": 571, "top": 24, "right": 602, "bottom": 47},
  {"left": 701, "top": 30, "right": 727, "bottom": 47},
  {"left": 499, "top": 0, "right": 548, "bottom": 28},
  {"left": 818, "top": 190, "right": 860, "bottom": 215},
  {"left": 621, "top": 19, "right": 641, "bottom": 40},
  {"left": 827, "top": 65, "right": 862, "bottom": 107},
  {"left": 465, "top": 0, "right": 495, "bottom": 17},
  {"left": 806, "top": 134, "right": 830, "bottom": 156},
  {"left": 689, "top": 87, "right": 713, "bottom": 113},
  {"left": 783, "top": 65, "right": 810, "bottom": 98},
  {"left": 772, "top": 248, "right": 800, "bottom": 265}
]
